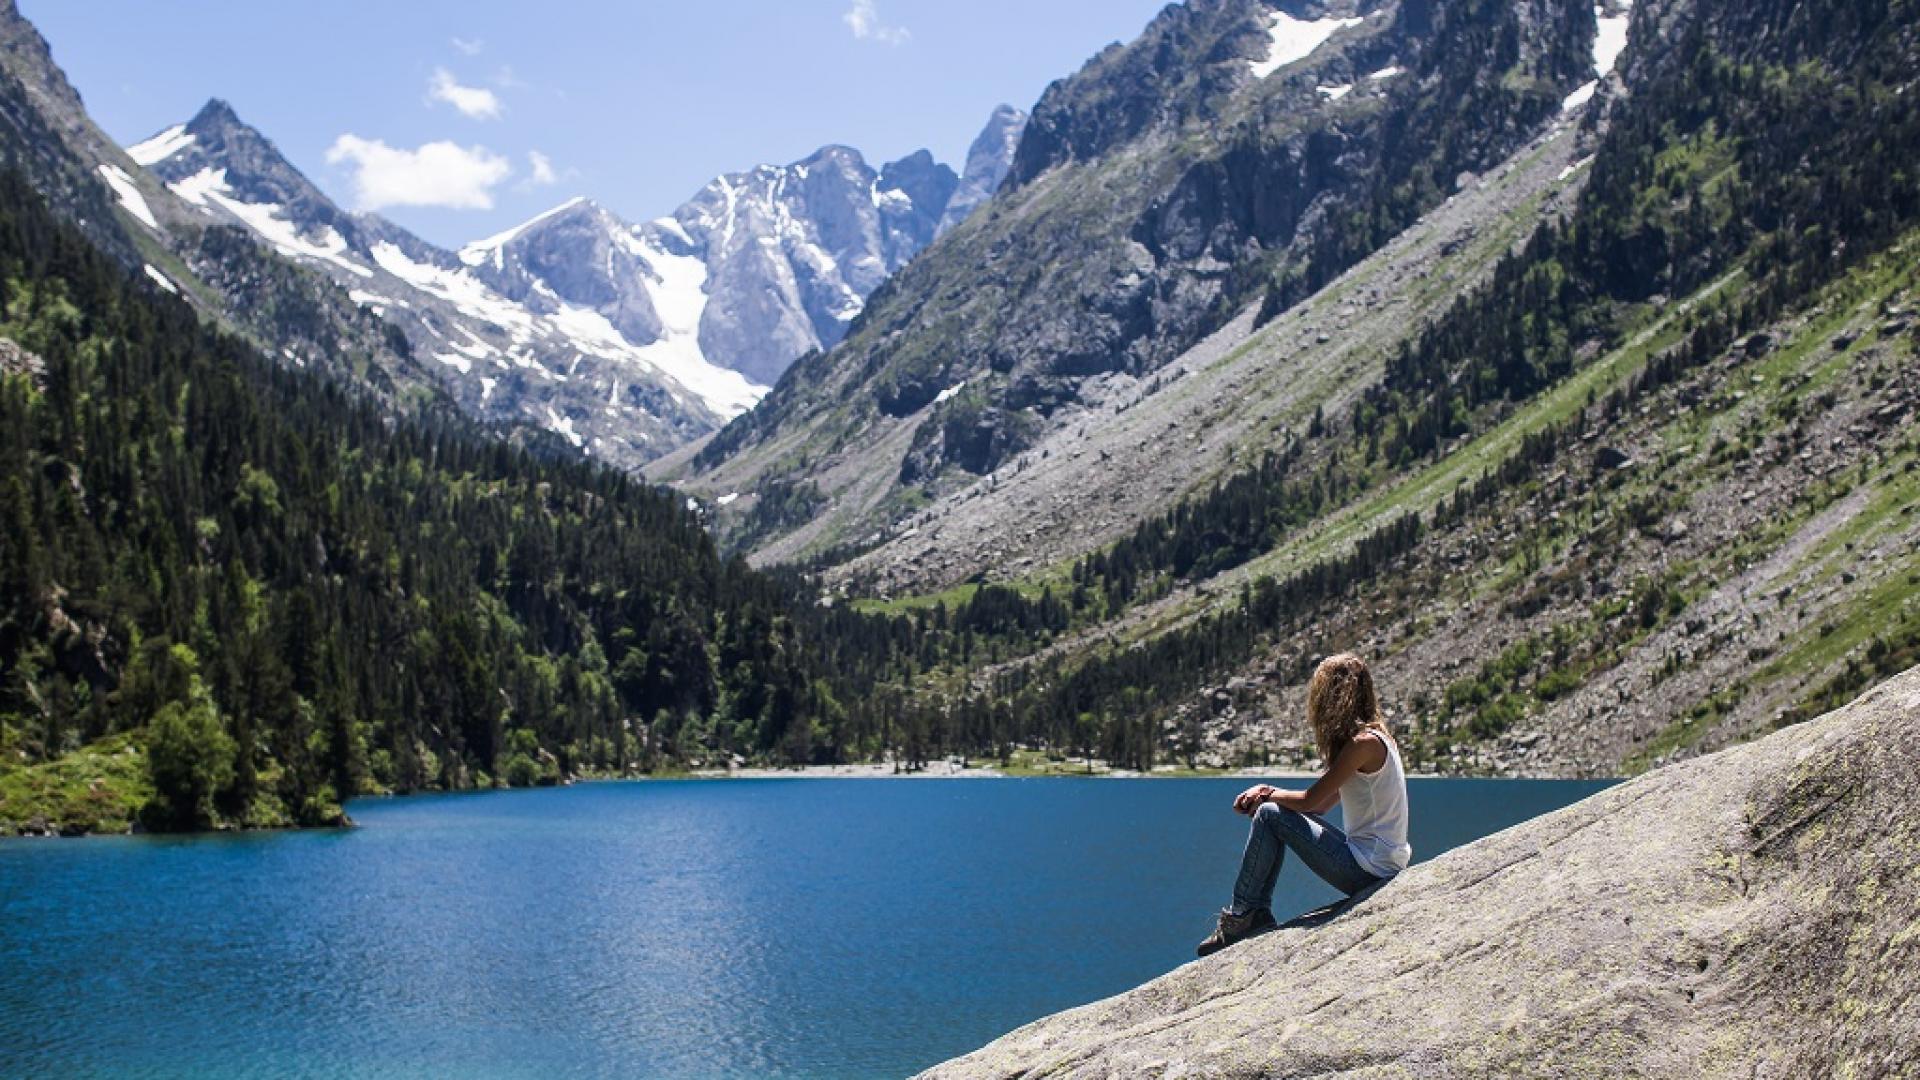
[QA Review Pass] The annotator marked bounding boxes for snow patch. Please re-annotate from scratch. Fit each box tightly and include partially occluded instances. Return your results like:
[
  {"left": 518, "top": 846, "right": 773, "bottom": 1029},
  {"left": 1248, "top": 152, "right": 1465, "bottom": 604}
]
[
  {"left": 169, "top": 167, "right": 226, "bottom": 207},
  {"left": 545, "top": 405, "right": 584, "bottom": 448},
  {"left": 142, "top": 264, "right": 178, "bottom": 294},
  {"left": 652, "top": 216, "right": 694, "bottom": 246},
  {"left": 618, "top": 235, "right": 766, "bottom": 417},
  {"left": 402, "top": 216, "right": 764, "bottom": 419},
  {"left": 128, "top": 124, "right": 195, "bottom": 167},
  {"left": 1369, "top": 65, "right": 1403, "bottom": 81},
  {"left": 1250, "top": 11, "right": 1362, "bottom": 79},
  {"left": 479, "top": 377, "right": 497, "bottom": 407},
  {"left": 171, "top": 168, "right": 373, "bottom": 278},
  {"left": 347, "top": 289, "right": 407, "bottom": 310},
  {"left": 1557, "top": 155, "right": 1596, "bottom": 181},
  {"left": 371, "top": 242, "right": 537, "bottom": 341},
  {"left": 1593, "top": 5, "right": 1631, "bottom": 76},
  {"left": 1318, "top": 84, "right": 1353, "bottom": 100},
  {"left": 934, "top": 379, "right": 968, "bottom": 405},
  {"left": 717, "top": 492, "right": 741, "bottom": 506},
  {"left": 1565, "top": 4, "right": 1631, "bottom": 111},
  {"left": 98, "top": 164, "right": 158, "bottom": 231},
  {"left": 435, "top": 351, "right": 472, "bottom": 375},
  {"left": 449, "top": 325, "right": 497, "bottom": 361}
]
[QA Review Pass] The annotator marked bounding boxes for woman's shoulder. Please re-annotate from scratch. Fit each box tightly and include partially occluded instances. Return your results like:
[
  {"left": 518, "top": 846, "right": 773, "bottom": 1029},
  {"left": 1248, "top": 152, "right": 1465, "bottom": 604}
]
[
  {"left": 1351, "top": 728, "right": 1390, "bottom": 750},
  {"left": 1349, "top": 728, "right": 1391, "bottom": 773}
]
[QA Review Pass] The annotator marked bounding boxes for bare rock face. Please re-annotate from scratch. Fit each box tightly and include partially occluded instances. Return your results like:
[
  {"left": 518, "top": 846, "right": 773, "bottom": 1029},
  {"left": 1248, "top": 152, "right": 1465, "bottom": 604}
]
[
  {"left": 920, "top": 666, "right": 1920, "bottom": 1079},
  {"left": 937, "top": 104, "right": 1027, "bottom": 236},
  {"left": 0, "top": 337, "right": 45, "bottom": 389},
  {"left": 678, "top": 144, "right": 956, "bottom": 387}
]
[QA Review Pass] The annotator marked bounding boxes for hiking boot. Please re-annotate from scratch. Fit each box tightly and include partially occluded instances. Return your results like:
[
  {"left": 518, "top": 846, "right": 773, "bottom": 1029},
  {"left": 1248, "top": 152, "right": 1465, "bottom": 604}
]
[{"left": 1196, "top": 907, "right": 1276, "bottom": 957}]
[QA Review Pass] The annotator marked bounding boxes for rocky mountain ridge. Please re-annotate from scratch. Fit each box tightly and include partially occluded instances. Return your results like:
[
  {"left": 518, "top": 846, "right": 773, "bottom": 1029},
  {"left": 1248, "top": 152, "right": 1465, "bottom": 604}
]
[
  {"left": 938, "top": 103, "right": 1028, "bottom": 236},
  {"left": 126, "top": 98, "right": 1025, "bottom": 467},
  {"left": 673, "top": 0, "right": 1604, "bottom": 551}
]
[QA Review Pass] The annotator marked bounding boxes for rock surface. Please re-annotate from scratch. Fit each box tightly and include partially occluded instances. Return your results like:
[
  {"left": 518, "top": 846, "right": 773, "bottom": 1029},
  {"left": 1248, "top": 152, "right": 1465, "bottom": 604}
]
[
  {"left": 919, "top": 666, "right": 1920, "bottom": 1079},
  {"left": 937, "top": 104, "right": 1027, "bottom": 236}
]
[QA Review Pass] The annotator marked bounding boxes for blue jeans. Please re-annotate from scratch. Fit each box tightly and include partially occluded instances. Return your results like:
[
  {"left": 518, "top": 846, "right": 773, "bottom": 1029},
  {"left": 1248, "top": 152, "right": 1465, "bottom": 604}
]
[{"left": 1231, "top": 802, "right": 1384, "bottom": 914}]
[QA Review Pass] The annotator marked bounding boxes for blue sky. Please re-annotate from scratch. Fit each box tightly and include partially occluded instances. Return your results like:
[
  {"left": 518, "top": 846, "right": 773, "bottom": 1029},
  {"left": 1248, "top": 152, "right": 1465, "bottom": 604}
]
[{"left": 24, "top": 0, "right": 1169, "bottom": 249}]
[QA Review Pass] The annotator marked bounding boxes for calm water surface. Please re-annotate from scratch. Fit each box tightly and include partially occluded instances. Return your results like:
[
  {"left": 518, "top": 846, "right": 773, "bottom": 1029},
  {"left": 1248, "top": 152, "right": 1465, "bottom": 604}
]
[{"left": 0, "top": 776, "right": 1611, "bottom": 1079}]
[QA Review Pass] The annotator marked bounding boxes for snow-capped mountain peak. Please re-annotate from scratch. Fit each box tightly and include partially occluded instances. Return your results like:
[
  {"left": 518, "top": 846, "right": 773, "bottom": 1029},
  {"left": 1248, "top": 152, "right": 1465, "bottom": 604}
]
[
  {"left": 127, "top": 101, "right": 760, "bottom": 463},
  {"left": 458, "top": 195, "right": 591, "bottom": 268},
  {"left": 119, "top": 100, "right": 1024, "bottom": 465}
]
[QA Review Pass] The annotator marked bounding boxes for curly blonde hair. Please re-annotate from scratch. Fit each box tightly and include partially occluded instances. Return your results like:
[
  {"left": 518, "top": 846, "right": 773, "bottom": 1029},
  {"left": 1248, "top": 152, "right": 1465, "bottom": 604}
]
[{"left": 1306, "top": 653, "right": 1387, "bottom": 764}]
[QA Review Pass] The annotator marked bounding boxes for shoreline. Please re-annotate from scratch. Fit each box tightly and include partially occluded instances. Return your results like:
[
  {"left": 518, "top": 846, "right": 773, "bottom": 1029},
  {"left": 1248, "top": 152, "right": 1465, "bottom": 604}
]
[
  {"left": 3, "top": 764, "right": 1586, "bottom": 837},
  {"left": 685, "top": 760, "right": 1326, "bottom": 781}
]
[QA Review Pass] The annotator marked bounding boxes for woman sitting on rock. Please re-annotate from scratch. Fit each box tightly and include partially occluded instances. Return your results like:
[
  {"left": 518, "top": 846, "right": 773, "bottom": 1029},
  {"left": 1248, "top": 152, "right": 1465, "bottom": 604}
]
[{"left": 1197, "top": 652, "right": 1411, "bottom": 957}]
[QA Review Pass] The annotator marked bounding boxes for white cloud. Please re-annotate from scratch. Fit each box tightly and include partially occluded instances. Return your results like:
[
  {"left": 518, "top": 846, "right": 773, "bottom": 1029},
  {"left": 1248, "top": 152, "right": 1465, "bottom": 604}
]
[
  {"left": 428, "top": 67, "right": 502, "bottom": 120},
  {"left": 515, "top": 150, "right": 572, "bottom": 193},
  {"left": 451, "top": 36, "right": 484, "bottom": 56},
  {"left": 843, "top": 0, "right": 910, "bottom": 45},
  {"left": 527, "top": 150, "right": 557, "bottom": 186},
  {"left": 325, "top": 135, "right": 512, "bottom": 211}
]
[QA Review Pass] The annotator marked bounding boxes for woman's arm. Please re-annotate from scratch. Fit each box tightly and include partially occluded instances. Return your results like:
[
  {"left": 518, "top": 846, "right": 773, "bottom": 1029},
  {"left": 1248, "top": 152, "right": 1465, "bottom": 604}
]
[{"left": 1232, "top": 733, "right": 1385, "bottom": 816}]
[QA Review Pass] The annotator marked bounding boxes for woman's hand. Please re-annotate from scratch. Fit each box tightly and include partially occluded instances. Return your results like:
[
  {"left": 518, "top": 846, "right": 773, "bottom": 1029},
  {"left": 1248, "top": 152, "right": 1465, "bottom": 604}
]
[{"left": 1233, "top": 784, "right": 1277, "bottom": 815}]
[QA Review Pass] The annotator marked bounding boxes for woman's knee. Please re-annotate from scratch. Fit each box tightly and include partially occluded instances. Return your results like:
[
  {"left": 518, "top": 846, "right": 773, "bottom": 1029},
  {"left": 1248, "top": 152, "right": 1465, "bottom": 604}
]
[
  {"left": 1254, "top": 802, "right": 1299, "bottom": 829},
  {"left": 1255, "top": 801, "right": 1322, "bottom": 841}
]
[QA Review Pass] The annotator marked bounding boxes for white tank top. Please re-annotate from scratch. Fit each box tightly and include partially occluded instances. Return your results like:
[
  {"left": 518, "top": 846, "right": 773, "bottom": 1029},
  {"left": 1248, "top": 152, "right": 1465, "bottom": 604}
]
[{"left": 1341, "top": 732, "right": 1412, "bottom": 877}]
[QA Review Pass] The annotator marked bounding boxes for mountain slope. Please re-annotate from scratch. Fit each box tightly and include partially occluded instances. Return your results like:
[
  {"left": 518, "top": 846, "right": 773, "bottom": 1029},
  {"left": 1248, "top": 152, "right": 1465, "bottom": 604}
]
[
  {"left": 0, "top": 164, "right": 913, "bottom": 833},
  {"left": 3, "top": 0, "right": 1021, "bottom": 469},
  {"left": 655, "top": 0, "right": 1920, "bottom": 791},
  {"left": 808, "top": 0, "right": 1920, "bottom": 782},
  {"left": 0, "top": 0, "right": 441, "bottom": 413},
  {"left": 921, "top": 666, "right": 1920, "bottom": 1078},
  {"left": 674, "top": 0, "right": 1602, "bottom": 558},
  {"left": 821, "top": 118, "right": 1590, "bottom": 593}
]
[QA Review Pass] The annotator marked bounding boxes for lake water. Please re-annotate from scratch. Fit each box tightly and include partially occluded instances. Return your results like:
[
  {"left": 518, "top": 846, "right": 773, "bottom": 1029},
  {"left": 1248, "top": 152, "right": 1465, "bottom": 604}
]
[{"left": 0, "top": 776, "right": 1611, "bottom": 1079}]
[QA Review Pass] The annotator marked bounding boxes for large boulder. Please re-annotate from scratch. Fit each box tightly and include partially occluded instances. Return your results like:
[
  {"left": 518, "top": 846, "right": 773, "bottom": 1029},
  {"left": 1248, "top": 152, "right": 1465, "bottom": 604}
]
[{"left": 921, "top": 666, "right": 1920, "bottom": 1078}]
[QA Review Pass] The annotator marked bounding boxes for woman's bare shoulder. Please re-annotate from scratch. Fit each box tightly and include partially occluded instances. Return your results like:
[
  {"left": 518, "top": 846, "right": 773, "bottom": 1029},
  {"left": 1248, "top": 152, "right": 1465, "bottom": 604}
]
[{"left": 1349, "top": 729, "right": 1390, "bottom": 772}]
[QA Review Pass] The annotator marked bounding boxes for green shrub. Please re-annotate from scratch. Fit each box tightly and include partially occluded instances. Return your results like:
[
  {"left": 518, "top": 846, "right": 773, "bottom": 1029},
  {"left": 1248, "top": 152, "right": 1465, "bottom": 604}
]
[{"left": 145, "top": 695, "right": 235, "bottom": 830}]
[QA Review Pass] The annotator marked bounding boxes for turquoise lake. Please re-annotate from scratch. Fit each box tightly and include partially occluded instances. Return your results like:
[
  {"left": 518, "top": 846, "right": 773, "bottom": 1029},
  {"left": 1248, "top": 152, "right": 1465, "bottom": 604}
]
[{"left": 0, "top": 776, "right": 1612, "bottom": 1078}]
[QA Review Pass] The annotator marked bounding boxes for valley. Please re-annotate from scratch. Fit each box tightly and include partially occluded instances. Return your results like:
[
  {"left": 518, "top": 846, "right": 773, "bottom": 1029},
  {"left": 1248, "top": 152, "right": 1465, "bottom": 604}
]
[
  {"left": 2, "top": 0, "right": 1918, "bottom": 1075},
  {"left": 2, "top": 0, "right": 1917, "bottom": 838}
]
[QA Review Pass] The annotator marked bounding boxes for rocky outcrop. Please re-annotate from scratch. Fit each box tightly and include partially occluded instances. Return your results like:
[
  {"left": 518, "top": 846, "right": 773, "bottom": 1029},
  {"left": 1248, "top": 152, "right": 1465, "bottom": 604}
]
[
  {"left": 667, "top": 143, "right": 957, "bottom": 387},
  {"left": 0, "top": 336, "right": 45, "bottom": 388},
  {"left": 937, "top": 104, "right": 1027, "bottom": 236},
  {"left": 921, "top": 666, "right": 1920, "bottom": 1078}
]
